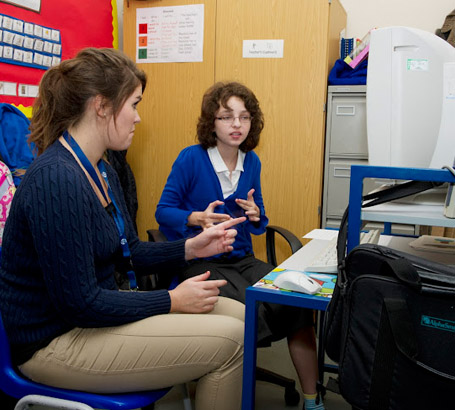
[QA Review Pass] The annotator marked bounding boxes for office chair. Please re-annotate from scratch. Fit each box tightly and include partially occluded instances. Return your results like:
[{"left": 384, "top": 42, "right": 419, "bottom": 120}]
[
  {"left": 108, "top": 147, "right": 302, "bottom": 405},
  {"left": 14, "top": 395, "right": 95, "bottom": 410},
  {"left": 147, "top": 224, "right": 303, "bottom": 406},
  {"left": 0, "top": 309, "right": 171, "bottom": 410}
]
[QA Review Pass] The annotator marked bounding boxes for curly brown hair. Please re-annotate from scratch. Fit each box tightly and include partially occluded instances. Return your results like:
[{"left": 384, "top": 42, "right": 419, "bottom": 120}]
[
  {"left": 197, "top": 82, "right": 264, "bottom": 152},
  {"left": 29, "top": 48, "right": 147, "bottom": 155}
]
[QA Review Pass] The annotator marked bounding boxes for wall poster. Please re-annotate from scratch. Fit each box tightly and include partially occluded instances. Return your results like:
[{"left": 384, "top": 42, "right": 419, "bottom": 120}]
[
  {"left": 0, "top": 0, "right": 118, "bottom": 116},
  {"left": 136, "top": 4, "right": 204, "bottom": 64},
  {"left": 1, "top": 0, "right": 41, "bottom": 13}
]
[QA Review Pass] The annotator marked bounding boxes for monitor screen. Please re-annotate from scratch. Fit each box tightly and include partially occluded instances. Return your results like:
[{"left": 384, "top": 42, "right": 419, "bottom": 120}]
[{"left": 367, "top": 26, "right": 455, "bottom": 169}]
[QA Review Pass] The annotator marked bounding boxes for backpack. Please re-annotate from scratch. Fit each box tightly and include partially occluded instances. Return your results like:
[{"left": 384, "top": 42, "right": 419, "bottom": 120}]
[
  {"left": 0, "top": 103, "right": 34, "bottom": 186},
  {"left": 323, "top": 179, "right": 455, "bottom": 410},
  {"left": 0, "top": 161, "right": 15, "bottom": 247}
]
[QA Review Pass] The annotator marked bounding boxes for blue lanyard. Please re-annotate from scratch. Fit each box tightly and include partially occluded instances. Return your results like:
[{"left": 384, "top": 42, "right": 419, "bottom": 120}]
[{"left": 63, "top": 131, "right": 138, "bottom": 290}]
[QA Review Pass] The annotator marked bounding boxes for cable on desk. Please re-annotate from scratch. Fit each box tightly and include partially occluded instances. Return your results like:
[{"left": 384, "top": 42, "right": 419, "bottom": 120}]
[{"left": 442, "top": 165, "right": 455, "bottom": 177}]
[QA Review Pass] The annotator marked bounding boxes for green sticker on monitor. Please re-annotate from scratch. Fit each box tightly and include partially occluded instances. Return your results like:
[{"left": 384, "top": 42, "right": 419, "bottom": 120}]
[{"left": 407, "top": 59, "right": 429, "bottom": 71}]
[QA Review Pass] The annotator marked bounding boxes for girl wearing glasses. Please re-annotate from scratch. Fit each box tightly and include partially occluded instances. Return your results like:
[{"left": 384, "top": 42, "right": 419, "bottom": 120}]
[
  {"left": 0, "top": 49, "right": 247, "bottom": 410},
  {"left": 156, "top": 82, "right": 324, "bottom": 410}
]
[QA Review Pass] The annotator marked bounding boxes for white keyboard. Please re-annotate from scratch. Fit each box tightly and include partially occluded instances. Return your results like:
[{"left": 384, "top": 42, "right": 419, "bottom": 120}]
[{"left": 305, "top": 230, "right": 381, "bottom": 273}]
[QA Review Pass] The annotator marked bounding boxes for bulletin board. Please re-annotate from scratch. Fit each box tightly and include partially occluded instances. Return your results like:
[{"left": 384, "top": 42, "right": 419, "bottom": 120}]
[{"left": 0, "top": 0, "right": 118, "bottom": 116}]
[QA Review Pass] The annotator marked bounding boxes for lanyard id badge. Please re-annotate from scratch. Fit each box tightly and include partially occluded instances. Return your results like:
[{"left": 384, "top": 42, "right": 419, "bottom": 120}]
[{"left": 63, "top": 131, "right": 138, "bottom": 291}]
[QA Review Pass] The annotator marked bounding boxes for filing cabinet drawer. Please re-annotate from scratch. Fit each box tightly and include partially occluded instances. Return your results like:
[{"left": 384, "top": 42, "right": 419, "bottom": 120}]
[
  {"left": 326, "top": 160, "right": 374, "bottom": 218},
  {"left": 329, "top": 95, "right": 367, "bottom": 157}
]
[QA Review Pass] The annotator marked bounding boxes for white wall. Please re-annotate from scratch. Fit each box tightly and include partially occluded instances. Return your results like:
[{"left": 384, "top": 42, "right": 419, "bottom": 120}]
[
  {"left": 339, "top": 0, "right": 454, "bottom": 39},
  {"left": 117, "top": 1, "right": 454, "bottom": 47}
]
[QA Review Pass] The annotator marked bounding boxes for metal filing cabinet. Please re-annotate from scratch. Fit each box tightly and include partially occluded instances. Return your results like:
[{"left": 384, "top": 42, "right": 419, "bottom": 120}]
[
  {"left": 322, "top": 85, "right": 369, "bottom": 229},
  {"left": 322, "top": 85, "right": 417, "bottom": 235}
]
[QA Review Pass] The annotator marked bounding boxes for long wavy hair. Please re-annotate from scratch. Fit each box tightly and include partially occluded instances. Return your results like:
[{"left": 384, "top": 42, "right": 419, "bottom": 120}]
[{"left": 29, "top": 48, "right": 147, "bottom": 155}]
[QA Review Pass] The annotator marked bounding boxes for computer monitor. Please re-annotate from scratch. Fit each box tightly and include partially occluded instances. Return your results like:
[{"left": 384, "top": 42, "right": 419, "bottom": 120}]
[
  {"left": 430, "top": 62, "right": 455, "bottom": 169},
  {"left": 367, "top": 26, "right": 455, "bottom": 169}
]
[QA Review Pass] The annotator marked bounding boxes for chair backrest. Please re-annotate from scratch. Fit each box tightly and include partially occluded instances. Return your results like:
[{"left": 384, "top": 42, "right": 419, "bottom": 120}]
[
  {"left": 0, "top": 161, "right": 15, "bottom": 247},
  {"left": 0, "top": 310, "right": 170, "bottom": 409},
  {"left": 0, "top": 309, "right": 17, "bottom": 382}
]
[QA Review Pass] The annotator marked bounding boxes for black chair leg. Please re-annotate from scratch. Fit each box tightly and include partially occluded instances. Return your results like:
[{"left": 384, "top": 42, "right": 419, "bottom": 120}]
[{"left": 256, "top": 366, "right": 300, "bottom": 406}]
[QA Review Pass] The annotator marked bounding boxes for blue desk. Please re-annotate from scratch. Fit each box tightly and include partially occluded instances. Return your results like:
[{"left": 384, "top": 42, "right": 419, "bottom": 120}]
[
  {"left": 347, "top": 165, "right": 455, "bottom": 253},
  {"left": 241, "top": 240, "right": 335, "bottom": 410}
]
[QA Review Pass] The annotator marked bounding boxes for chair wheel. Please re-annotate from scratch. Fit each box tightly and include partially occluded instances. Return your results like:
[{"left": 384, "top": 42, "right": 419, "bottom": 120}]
[{"left": 284, "top": 387, "right": 300, "bottom": 406}]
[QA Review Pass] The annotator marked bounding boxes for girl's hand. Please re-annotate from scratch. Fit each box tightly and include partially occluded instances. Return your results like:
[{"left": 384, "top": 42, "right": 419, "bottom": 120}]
[
  {"left": 169, "top": 271, "right": 227, "bottom": 313},
  {"left": 187, "top": 200, "right": 231, "bottom": 230},
  {"left": 236, "top": 189, "right": 260, "bottom": 222},
  {"left": 184, "top": 216, "right": 246, "bottom": 260}
]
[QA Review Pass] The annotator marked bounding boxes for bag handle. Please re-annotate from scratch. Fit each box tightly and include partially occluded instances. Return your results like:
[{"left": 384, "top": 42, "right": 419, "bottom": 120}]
[
  {"left": 380, "top": 258, "right": 422, "bottom": 292},
  {"left": 336, "top": 207, "right": 349, "bottom": 287}
]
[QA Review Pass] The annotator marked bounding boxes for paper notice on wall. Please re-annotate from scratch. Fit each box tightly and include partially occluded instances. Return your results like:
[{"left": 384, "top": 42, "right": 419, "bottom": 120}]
[
  {"left": 136, "top": 4, "right": 204, "bottom": 64},
  {"left": 0, "top": 0, "right": 41, "bottom": 13},
  {"left": 0, "top": 81, "right": 17, "bottom": 96}
]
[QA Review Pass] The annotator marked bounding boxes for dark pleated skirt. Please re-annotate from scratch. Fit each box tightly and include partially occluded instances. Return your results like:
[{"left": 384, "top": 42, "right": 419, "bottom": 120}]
[{"left": 182, "top": 254, "right": 314, "bottom": 347}]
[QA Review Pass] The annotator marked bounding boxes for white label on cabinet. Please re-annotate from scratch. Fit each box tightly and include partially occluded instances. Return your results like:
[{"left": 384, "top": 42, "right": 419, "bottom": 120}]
[{"left": 243, "top": 40, "right": 284, "bottom": 59}]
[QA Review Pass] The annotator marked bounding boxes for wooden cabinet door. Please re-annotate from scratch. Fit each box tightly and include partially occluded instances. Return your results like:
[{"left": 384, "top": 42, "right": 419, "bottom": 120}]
[
  {"left": 123, "top": 0, "right": 345, "bottom": 263},
  {"left": 215, "top": 0, "right": 343, "bottom": 261},
  {"left": 123, "top": 0, "right": 216, "bottom": 239}
]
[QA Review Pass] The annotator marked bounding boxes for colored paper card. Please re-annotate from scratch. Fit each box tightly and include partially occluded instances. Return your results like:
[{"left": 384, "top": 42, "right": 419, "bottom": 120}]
[{"left": 136, "top": 4, "right": 204, "bottom": 64}]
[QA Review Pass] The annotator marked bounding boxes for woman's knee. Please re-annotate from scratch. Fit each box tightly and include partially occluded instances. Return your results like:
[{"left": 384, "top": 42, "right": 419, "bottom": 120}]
[
  {"left": 211, "top": 297, "right": 245, "bottom": 322},
  {"left": 218, "top": 315, "right": 245, "bottom": 348}
]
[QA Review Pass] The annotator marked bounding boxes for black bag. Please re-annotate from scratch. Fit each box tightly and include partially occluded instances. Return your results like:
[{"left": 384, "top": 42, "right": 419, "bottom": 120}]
[{"left": 324, "top": 180, "right": 455, "bottom": 410}]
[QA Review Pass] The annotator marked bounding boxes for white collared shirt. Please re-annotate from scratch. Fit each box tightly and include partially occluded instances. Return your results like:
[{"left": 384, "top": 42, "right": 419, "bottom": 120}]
[{"left": 207, "top": 146, "right": 245, "bottom": 199}]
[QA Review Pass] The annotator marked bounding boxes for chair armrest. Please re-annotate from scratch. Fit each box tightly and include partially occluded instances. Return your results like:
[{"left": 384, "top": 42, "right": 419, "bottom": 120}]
[
  {"left": 144, "top": 229, "right": 171, "bottom": 290},
  {"left": 147, "top": 229, "right": 167, "bottom": 243},
  {"left": 266, "top": 225, "right": 303, "bottom": 267}
]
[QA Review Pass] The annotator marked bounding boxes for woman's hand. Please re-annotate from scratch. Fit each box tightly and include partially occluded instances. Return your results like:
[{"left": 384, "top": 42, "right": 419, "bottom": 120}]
[
  {"left": 187, "top": 200, "right": 231, "bottom": 230},
  {"left": 169, "top": 271, "right": 227, "bottom": 313},
  {"left": 184, "top": 216, "right": 246, "bottom": 260},
  {"left": 236, "top": 189, "right": 260, "bottom": 222}
]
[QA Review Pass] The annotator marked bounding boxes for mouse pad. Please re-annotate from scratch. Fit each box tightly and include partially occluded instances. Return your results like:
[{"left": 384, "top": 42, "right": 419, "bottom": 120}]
[{"left": 254, "top": 268, "right": 336, "bottom": 298}]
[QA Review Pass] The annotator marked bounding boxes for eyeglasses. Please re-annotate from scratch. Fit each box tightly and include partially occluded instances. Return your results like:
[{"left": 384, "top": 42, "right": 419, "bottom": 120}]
[{"left": 215, "top": 115, "right": 252, "bottom": 125}]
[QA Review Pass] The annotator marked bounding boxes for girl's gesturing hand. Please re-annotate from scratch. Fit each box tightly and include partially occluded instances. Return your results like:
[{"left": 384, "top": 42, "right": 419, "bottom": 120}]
[
  {"left": 184, "top": 216, "right": 246, "bottom": 260},
  {"left": 236, "top": 189, "right": 260, "bottom": 222},
  {"left": 187, "top": 200, "right": 231, "bottom": 230}
]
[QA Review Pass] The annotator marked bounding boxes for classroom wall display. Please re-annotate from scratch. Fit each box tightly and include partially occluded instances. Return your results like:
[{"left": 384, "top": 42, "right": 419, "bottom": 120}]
[
  {"left": 136, "top": 4, "right": 204, "bottom": 64},
  {"left": 0, "top": 0, "right": 118, "bottom": 116},
  {"left": 0, "top": 13, "right": 62, "bottom": 71},
  {"left": 1, "top": 0, "right": 41, "bottom": 13}
]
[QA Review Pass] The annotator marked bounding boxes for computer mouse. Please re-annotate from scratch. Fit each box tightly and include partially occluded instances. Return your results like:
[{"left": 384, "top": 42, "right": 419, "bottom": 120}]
[{"left": 273, "top": 270, "right": 322, "bottom": 295}]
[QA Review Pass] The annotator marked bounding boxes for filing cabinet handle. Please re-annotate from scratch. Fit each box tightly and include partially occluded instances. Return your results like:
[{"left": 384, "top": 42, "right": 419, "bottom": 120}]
[
  {"left": 333, "top": 167, "right": 351, "bottom": 178},
  {"left": 336, "top": 105, "right": 356, "bottom": 116}
]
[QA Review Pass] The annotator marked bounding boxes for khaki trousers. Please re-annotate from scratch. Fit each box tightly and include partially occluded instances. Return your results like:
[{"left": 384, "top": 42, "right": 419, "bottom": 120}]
[{"left": 20, "top": 297, "right": 245, "bottom": 410}]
